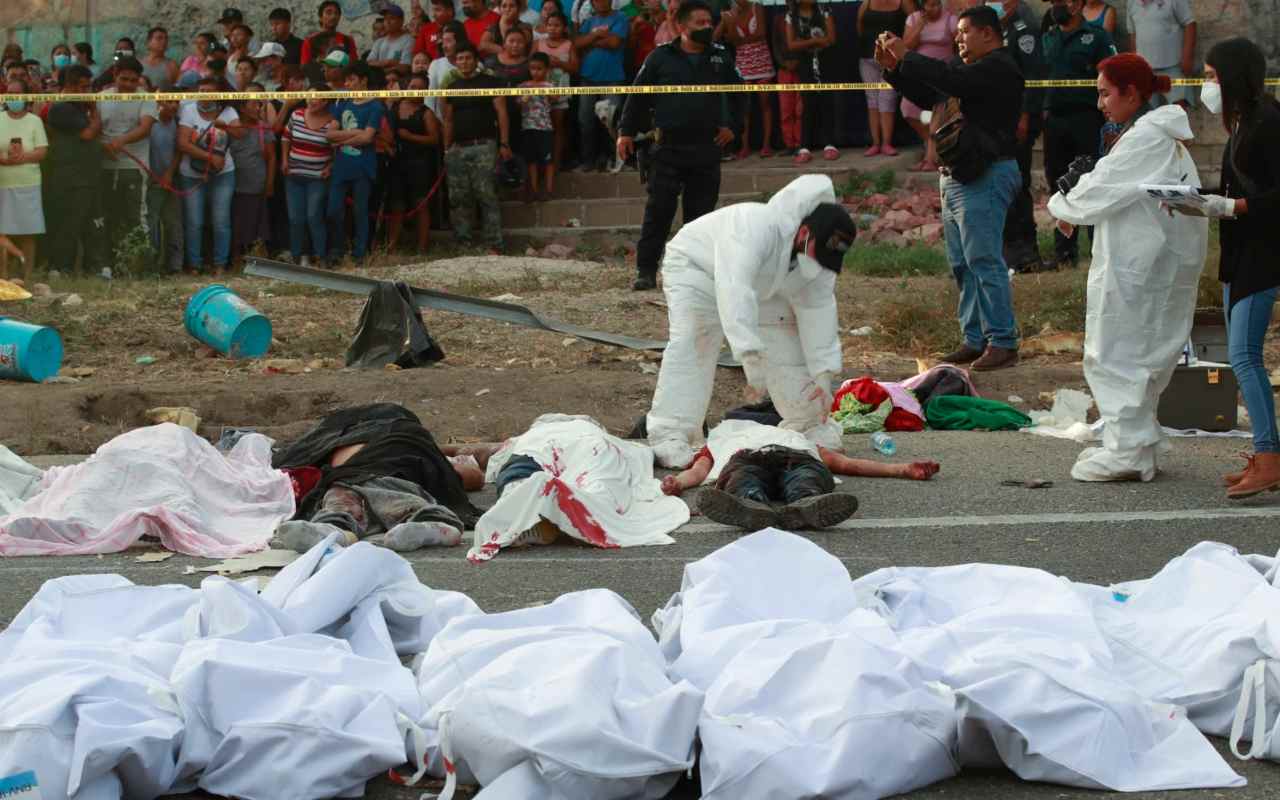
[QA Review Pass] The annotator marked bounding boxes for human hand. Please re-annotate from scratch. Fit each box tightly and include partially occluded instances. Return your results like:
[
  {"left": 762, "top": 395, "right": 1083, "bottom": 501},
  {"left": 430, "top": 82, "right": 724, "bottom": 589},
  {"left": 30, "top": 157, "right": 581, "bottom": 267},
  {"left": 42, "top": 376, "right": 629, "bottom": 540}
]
[
  {"left": 873, "top": 37, "right": 898, "bottom": 70},
  {"left": 714, "top": 127, "right": 733, "bottom": 147},
  {"left": 1016, "top": 113, "right": 1029, "bottom": 144},
  {"left": 1055, "top": 218, "right": 1075, "bottom": 238},
  {"left": 209, "top": 153, "right": 225, "bottom": 172},
  {"left": 616, "top": 134, "right": 635, "bottom": 161},
  {"left": 660, "top": 475, "right": 683, "bottom": 496},
  {"left": 880, "top": 32, "right": 907, "bottom": 61},
  {"left": 1198, "top": 194, "right": 1238, "bottom": 219}
]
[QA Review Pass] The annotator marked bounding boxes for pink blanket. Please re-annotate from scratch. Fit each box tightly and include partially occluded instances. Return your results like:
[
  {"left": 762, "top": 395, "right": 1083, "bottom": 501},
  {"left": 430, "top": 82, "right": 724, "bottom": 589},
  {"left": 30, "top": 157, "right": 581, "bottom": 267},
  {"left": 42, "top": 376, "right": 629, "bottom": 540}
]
[{"left": 0, "top": 424, "right": 294, "bottom": 557}]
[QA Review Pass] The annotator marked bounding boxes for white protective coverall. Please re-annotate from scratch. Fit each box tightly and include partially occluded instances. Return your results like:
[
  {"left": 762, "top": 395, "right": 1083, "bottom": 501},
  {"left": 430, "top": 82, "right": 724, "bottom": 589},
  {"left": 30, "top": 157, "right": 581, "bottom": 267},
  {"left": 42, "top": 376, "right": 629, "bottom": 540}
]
[
  {"left": 1047, "top": 105, "right": 1208, "bottom": 482},
  {"left": 647, "top": 174, "right": 845, "bottom": 468}
]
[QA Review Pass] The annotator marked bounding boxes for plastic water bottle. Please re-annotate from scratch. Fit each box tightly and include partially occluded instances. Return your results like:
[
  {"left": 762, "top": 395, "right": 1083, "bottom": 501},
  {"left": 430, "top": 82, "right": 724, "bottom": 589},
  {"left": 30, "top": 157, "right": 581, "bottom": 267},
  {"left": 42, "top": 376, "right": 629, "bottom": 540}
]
[{"left": 871, "top": 432, "right": 897, "bottom": 456}]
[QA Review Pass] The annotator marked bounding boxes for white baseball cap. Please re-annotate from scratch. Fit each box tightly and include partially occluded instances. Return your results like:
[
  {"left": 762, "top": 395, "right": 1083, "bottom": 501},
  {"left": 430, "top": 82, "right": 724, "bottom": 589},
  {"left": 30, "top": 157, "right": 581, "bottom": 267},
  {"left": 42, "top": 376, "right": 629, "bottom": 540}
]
[{"left": 252, "top": 42, "right": 287, "bottom": 60}]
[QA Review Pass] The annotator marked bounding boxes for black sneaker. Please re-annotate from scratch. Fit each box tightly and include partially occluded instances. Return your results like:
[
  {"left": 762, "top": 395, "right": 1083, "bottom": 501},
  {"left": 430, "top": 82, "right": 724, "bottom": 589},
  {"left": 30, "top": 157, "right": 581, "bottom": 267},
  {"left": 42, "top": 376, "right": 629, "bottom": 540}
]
[
  {"left": 698, "top": 488, "right": 783, "bottom": 531},
  {"left": 779, "top": 493, "right": 860, "bottom": 530},
  {"left": 632, "top": 273, "right": 657, "bottom": 291}
]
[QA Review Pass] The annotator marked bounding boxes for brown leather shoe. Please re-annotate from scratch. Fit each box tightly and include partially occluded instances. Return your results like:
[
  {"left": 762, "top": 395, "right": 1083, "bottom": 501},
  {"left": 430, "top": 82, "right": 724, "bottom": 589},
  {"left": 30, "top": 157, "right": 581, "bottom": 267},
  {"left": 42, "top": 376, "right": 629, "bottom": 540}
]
[
  {"left": 1227, "top": 453, "right": 1280, "bottom": 499},
  {"left": 940, "top": 344, "right": 984, "bottom": 364},
  {"left": 972, "top": 346, "right": 1020, "bottom": 371},
  {"left": 1223, "top": 454, "right": 1255, "bottom": 487}
]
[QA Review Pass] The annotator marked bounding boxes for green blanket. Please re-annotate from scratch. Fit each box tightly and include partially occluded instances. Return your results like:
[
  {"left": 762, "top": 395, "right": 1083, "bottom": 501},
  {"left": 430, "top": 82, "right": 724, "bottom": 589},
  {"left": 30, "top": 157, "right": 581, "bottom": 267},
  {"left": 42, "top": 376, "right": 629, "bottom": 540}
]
[{"left": 925, "top": 395, "right": 1032, "bottom": 431}]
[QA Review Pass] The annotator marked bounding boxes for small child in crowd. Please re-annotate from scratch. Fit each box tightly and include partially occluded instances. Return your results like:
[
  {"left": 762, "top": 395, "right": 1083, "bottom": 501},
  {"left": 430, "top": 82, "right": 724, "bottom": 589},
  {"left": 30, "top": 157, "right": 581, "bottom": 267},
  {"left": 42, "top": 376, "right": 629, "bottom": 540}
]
[{"left": 518, "top": 53, "right": 556, "bottom": 201}]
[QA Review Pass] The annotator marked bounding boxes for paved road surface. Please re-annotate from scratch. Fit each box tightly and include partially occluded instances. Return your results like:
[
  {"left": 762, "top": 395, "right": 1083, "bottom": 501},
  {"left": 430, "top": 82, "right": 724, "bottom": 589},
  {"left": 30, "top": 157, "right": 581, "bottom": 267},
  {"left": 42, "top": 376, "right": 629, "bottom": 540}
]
[{"left": 5, "top": 431, "right": 1280, "bottom": 799}]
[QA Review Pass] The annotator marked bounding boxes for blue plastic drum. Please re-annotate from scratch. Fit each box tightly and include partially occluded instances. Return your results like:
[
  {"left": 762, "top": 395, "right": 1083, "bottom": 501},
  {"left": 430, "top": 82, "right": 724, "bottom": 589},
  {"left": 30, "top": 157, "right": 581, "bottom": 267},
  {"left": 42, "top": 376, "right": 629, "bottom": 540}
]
[
  {"left": 0, "top": 317, "right": 63, "bottom": 382},
  {"left": 184, "top": 285, "right": 272, "bottom": 359}
]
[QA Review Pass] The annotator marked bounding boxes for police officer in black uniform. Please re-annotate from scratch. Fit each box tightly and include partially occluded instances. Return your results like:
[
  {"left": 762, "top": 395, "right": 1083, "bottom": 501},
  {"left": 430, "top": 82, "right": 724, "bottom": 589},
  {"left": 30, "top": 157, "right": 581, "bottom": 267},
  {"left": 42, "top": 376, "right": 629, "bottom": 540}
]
[
  {"left": 617, "top": 0, "right": 740, "bottom": 291},
  {"left": 999, "top": 0, "right": 1048, "bottom": 273},
  {"left": 1042, "top": 0, "right": 1115, "bottom": 268}
]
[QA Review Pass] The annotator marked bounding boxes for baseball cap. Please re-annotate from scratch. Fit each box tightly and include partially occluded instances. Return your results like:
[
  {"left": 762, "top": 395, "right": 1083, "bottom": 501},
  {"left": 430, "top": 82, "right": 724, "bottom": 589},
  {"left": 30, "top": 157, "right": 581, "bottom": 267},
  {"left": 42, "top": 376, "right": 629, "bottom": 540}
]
[
  {"left": 218, "top": 7, "right": 244, "bottom": 23},
  {"left": 383, "top": 4, "right": 405, "bottom": 17},
  {"left": 253, "top": 42, "right": 287, "bottom": 59},
  {"left": 321, "top": 49, "right": 351, "bottom": 68}
]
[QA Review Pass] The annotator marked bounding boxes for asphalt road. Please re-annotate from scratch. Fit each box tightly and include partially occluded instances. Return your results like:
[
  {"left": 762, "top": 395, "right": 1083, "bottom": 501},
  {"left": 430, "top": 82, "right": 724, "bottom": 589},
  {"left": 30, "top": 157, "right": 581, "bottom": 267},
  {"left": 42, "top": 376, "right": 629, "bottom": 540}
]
[{"left": 6, "top": 430, "right": 1280, "bottom": 799}]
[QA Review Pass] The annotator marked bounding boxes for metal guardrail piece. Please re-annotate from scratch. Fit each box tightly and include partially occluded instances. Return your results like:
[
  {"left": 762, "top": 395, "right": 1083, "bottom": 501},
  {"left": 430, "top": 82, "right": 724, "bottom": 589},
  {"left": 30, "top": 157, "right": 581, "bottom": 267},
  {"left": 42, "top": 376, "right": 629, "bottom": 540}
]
[{"left": 243, "top": 257, "right": 741, "bottom": 368}]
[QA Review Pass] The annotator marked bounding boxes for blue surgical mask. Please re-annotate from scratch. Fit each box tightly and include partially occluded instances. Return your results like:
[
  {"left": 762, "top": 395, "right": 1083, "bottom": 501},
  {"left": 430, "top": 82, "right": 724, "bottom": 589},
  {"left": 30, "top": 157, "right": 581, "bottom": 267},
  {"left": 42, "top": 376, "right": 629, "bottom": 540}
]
[
  {"left": 53, "top": 53, "right": 71, "bottom": 68},
  {"left": 5, "top": 101, "right": 26, "bottom": 113},
  {"left": 986, "top": 1, "right": 1006, "bottom": 19}
]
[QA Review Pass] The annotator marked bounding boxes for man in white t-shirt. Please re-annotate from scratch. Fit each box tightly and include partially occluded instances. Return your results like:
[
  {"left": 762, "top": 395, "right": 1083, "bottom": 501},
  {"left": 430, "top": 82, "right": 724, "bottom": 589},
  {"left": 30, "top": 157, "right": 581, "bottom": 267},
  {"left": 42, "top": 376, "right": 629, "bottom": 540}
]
[
  {"left": 1126, "top": 0, "right": 1196, "bottom": 106},
  {"left": 368, "top": 4, "right": 416, "bottom": 68},
  {"left": 427, "top": 22, "right": 465, "bottom": 118},
  {"left": 95, "top": 56, "right": 157, "bottom": 277},
  {"left": 660, "top": 419, "right": 939, "bottom": 530}
]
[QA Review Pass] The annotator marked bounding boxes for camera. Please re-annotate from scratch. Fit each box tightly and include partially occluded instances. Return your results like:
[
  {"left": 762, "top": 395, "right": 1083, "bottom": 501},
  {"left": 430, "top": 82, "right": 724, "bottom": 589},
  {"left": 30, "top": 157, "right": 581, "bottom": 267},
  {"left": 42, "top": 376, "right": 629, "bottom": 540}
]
[{"left": 1056, "top": 155, "right": 1097, "bottom": 196}]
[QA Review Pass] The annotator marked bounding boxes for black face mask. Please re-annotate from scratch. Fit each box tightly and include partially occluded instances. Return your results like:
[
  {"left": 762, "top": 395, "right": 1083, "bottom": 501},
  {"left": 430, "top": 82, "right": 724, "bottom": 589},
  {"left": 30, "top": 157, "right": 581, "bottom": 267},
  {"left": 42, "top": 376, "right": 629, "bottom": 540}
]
[
  {"left": 1050, "top": 5, "right": 1072, "bottom": 24},
  {"left": 689, "top": 27, "right": 714, "bottom": 46},
  {"left": 798, "top": 202, "right": 857, "bottom": 273}
]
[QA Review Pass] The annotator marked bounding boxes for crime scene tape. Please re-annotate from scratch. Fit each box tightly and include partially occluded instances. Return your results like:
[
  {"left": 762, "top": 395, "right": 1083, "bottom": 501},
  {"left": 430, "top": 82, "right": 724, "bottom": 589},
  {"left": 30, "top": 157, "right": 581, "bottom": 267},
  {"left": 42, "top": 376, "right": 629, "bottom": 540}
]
[{"left": 3, "top": 76, "right": 1275, "bottom": 103}]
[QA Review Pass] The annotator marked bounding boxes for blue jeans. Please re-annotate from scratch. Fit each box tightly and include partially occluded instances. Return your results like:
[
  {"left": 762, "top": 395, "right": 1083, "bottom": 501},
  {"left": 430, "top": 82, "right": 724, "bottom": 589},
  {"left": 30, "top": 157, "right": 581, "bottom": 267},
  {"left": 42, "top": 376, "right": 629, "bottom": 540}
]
[
  {"left": 1226, "top": 285, "right": 1279, "bottom": 453},
  {"left": 327, "top": 173, "right": 372, "bottom": 261},
  {"left": 179, "top": 170, "right": 234, "bottom": 269},
  {"left": 941, "top": 159, "right": 1021, "bottom": 350},
  {"left": 286, "top": 175, "right": 328, "bottom": 261}
]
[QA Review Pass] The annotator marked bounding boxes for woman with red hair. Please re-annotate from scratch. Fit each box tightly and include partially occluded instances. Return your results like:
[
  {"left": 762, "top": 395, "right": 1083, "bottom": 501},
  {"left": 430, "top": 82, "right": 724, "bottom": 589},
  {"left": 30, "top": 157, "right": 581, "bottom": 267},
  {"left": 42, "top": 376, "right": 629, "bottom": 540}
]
[{"left": 1047, "top": 52, "right": 1208, "bottom": 483}]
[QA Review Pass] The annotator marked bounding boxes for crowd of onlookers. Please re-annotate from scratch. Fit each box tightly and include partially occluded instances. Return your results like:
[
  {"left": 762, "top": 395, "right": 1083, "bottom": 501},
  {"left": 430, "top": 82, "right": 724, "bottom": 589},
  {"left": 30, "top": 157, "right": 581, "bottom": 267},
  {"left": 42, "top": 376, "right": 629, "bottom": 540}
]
[{"left": 0, "top": 0, "right": 1201, "bottom": 277}]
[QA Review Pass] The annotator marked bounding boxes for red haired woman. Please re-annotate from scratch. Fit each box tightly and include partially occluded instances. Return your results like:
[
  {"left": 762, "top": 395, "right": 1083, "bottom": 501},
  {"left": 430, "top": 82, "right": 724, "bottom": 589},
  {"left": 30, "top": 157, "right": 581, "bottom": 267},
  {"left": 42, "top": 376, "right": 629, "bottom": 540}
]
[{"left": 1048, "top": 53, "right": 1208, "bottom": 483}]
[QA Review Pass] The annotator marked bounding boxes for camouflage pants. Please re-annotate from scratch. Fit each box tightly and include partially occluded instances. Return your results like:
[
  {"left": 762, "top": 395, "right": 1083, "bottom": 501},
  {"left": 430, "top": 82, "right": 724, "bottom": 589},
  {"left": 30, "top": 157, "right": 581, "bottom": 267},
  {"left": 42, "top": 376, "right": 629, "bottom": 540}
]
[{"left": 445, "top": 141, "right": 502, "bottom": 247}]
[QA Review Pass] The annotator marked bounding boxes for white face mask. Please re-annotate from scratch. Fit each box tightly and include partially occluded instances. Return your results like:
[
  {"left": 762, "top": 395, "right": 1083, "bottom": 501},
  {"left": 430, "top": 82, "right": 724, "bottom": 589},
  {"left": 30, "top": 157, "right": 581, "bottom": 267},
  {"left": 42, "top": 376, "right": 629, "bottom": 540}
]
[{"left": 1201, "top": 79, "right": 1222, "bottom": 115}]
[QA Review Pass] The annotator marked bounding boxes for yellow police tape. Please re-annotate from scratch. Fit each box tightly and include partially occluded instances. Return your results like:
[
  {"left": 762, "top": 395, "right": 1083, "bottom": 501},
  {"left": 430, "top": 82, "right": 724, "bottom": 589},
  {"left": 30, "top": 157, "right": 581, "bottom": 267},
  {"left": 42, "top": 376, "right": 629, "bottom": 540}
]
[{"left": 2, "top": 77, "right": 1275, "bottom": 103}]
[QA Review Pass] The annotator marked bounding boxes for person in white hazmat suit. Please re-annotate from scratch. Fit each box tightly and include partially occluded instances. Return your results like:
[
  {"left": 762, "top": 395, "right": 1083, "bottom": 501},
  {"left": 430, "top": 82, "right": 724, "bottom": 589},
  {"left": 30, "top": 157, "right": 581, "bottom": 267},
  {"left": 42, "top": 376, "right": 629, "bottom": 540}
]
[
  {"left": 1048, "top": 53, "right": 1208, "bottom": 482},
  {"left": 646, "top": 174, "right": 858, "bottom": 469}
]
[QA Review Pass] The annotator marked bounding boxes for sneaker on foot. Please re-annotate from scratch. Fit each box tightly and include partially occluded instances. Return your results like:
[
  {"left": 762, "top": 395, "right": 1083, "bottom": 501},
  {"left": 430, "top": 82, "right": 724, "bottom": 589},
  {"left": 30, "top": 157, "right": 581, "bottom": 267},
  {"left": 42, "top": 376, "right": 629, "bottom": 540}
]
[
  {"left": 300, "top": 255, "right": 313, "bottom": 268},
  {"left": 276, "top": 520, "right": 348, "bottom": 553},
  {"left": 794, "top": 148, "right": 813, "bottom": 164},
  {"left": 698, "top": 488, "right": 783, "bottom": 531},
  {"left": 779, "top": 493, "right": 860, "bottom": 530},
  {"left": 384, "top": 521, "right": 463, "bottom": 551},
  {"left": 823, "top": 145, "right": 841, "bottom": 160}
]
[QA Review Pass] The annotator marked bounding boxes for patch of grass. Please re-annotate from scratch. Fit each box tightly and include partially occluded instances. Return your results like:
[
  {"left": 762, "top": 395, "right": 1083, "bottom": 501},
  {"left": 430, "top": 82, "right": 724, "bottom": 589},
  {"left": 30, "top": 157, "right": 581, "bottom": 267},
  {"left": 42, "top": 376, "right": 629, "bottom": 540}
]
[
  {"left": 449, "top": 267, "right": 547, "bottom": 298},
  {"left": 838, "top": 168, "right": 897, "bottom": 199},
  {"left": 874, "top": 290, "right": 958, "bottom": 354},
  {"left": 1015, "top": 270, "right": 1088, "bottom": 334},
  {"left": 847, "top": 242, "right": 949, "bottom": 277}
]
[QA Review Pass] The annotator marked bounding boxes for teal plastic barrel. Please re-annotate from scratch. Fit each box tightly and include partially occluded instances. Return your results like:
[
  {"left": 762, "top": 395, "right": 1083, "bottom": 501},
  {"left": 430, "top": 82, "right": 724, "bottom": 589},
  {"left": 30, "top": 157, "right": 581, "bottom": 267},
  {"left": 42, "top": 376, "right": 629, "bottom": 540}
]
[
  {"left": 184, "top": 285, "right": 273, "bottom": 359},
  {"left": 0, "top": 317, "right": 63, "bottom": 382}
]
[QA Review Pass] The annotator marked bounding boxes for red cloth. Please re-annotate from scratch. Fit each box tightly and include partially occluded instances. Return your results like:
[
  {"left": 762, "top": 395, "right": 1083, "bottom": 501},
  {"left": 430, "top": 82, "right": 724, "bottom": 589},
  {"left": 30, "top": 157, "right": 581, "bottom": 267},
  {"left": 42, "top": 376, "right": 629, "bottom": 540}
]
[
  {"left": 831, "top": 376, "right": 925, "bottom": 432},
  {"left": 282, "top": 466, "right": 323, "bottom": 502}
]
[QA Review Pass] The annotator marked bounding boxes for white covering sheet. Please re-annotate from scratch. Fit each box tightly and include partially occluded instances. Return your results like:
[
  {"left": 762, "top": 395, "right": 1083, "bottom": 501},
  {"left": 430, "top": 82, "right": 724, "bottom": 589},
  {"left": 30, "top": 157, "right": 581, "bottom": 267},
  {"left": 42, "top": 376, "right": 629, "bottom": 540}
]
[
  {"left": 701, "top": 418, "right": 821, "bottom": 482},
  {"left": 0, "top": 424, "right": 294, "bottom": 557},
  {"left": 0, "top": 445, "right": 42, "bottom": 515},
  {"left": 471, "top": 416, "right": 688, "bottom": 562},
  {"left": 411, "top": 589, "right": 703, "bottom": 800}
]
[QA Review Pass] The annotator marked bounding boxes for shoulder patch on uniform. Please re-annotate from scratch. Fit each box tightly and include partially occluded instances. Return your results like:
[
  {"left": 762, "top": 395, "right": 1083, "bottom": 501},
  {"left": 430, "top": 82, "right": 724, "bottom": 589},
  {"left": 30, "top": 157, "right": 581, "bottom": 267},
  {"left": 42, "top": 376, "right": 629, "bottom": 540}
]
[
  {"left": 1081, "top": 32, "right": 1094, "bottom": 44},
  {"left": 1013, "top": 19, "right": 1027, "bottom": 30},
  {"left": 1019, "top": 34, "right": 1035, "bottom": 53}
]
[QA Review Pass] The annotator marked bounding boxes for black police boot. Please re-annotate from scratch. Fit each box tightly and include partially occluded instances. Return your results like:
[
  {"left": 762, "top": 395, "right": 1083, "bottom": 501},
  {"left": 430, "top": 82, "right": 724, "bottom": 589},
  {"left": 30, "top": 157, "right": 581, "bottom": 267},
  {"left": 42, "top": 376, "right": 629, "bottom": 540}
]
[{"left": 632, "top": 271, "right": 658, "bottom": 291}]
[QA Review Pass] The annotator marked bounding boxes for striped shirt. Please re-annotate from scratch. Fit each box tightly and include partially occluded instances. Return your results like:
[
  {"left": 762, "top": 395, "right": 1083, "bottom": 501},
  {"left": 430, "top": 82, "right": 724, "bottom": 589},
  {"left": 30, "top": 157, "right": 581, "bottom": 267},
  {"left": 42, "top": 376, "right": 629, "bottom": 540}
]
[{"left": 283, "top": 108, "right": 334, "bottom": 180}]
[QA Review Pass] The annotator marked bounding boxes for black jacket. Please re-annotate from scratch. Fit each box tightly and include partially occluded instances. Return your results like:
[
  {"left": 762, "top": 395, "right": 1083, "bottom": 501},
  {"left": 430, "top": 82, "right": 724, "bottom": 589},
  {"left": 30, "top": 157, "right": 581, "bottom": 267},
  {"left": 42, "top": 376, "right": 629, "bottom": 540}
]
[
  {"left": 885, "top": 48, "right": 1024, "bottom": 160},
  {"left": 618, "top": 40, "right": 741, "bottom": 139},
  {"left": 274, "top": 403, "right": 482, "bottom": 528},
  {"left": 1218, "top": 99, "right": 1280, "bottom": 310}
]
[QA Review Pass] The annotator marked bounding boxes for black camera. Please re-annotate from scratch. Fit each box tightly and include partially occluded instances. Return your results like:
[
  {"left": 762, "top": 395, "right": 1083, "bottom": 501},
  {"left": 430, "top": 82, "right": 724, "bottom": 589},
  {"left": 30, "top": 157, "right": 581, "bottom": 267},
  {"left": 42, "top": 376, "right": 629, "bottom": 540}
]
[{"left": 1056, "top": 155, "right": 1097, "bottom": 196}]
